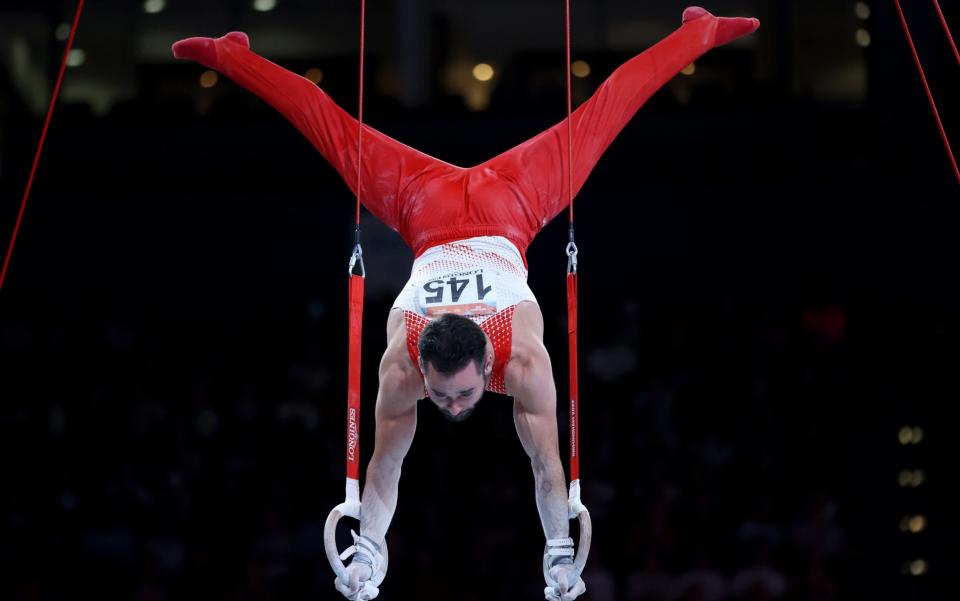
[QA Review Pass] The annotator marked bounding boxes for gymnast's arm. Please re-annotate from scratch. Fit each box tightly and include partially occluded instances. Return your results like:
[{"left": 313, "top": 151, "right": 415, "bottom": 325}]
[
  {"left": 359, "top": 309, "right": 423, "bottom": 548},
  {"left": 508, "top": 303, "right": 586, "bottom": 599},
  {"left": 506, "top": 304, "right": 569, "bottom": 543}
]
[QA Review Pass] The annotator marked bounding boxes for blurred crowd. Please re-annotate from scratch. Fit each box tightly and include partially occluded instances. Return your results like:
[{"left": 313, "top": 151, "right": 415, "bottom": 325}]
[{"left": 2, "top": 292, "right": 868, "bottom": 601}]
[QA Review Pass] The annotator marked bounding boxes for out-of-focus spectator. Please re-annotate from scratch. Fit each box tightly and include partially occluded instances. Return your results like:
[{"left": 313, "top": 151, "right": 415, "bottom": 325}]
[{"left": 731, "top": 542, "right": 787, "bottom": 601}]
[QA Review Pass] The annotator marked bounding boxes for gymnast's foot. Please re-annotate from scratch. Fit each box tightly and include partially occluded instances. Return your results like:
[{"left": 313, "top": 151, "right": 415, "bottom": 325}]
[
  {"left": 171, "top": 31, "right": 250, "bottom": 70},
  {"left": 682, "top": 6, "right": 759, "bottom": 47}
]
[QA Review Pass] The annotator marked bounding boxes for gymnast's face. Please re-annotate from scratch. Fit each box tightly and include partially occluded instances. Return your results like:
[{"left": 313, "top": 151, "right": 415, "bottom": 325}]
[{"left": 422, "top": 358, "right": 492, "bottom": 422}]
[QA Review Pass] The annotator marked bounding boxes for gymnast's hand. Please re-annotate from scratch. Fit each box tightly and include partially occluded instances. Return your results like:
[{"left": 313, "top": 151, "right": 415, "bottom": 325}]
[
  {"left": 334, "top": 562, "right": 377, "bottom": 601},
  {"left": 333, "top": 533, "right": 384, "bottom": 600},
  {"left": 171, "top": 31, "right": 250, "bottom": 71},
  {"left": 544, "top": 564, "right": 586, "bottom": 601}
]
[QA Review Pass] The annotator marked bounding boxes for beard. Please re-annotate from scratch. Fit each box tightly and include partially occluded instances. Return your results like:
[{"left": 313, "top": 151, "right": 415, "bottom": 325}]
[
  {"left": 434, "top": 371, "right": 490, "bottom": 423},
  {"left": 440, "top": 404, "right": 476, "bottom": 423}
]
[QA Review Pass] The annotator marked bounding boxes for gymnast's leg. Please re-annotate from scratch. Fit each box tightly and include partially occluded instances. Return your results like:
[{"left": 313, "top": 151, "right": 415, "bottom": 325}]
[
  {"left": 171, "top": 32, "right": 454, "bottom": 235},
  {"left": 481, "top": 7, "right": 760, "bottom": 226}
]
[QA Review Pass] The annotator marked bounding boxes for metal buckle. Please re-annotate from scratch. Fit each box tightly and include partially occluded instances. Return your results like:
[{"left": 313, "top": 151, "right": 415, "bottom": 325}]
[
  {"left": 566, "top": 240, "right": 578, "bottom": 274},
  {"left": 348, "top": 243, "right": 366, "bottom": 277}
]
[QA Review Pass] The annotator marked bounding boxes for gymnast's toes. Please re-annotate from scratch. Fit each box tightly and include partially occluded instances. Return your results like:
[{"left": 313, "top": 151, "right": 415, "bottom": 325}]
[
  {"left": 714, "top": 16, "right": 760, "bottom": 46},
  {"left": 682, "top": 6, "right": 759, "bottom": 47},
  {"left": 171, "top": 36, "right": 218, "bottom": 68}
]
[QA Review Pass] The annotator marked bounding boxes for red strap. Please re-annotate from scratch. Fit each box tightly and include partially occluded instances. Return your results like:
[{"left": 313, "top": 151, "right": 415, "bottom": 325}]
[
  {"left": 932, "top": 0, "right": 960, "bottom": 67},
  {"left": 1, "top": 0, "right": 86, "bottom": 290},
  {"left": 566, "top": 272, "right": 579, "bottom": 481},
  {"left": 346, "top": 274, "right": 365, "bottom": 480},
  {"left": 894, "top": 0, "right": 960, "bottom": 186}
]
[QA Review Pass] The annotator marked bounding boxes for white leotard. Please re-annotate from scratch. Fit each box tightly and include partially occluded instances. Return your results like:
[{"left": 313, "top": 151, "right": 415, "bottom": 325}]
[{"left": 391, "top": 236, "right": 538, "bottom": 320}]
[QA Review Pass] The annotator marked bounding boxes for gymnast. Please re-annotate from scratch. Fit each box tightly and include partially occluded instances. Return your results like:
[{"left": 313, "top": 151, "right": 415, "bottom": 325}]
[{"left": 172, "top": 7, "right": 759, "bottom": 599}]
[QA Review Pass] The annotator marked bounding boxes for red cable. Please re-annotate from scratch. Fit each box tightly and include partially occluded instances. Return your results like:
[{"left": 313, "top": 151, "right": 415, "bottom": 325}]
[
  {"left": 931, "top": 0, "right": 960, "bottom": 67},
  {"left": 1, "top": 0, "right": 86, "bottom": 291},
  {"left": 565, "top": 0, "right": 574, "bottom": 223},
  {"left": 355, "top": 0, "right": 366, "bottom": 226},
  {"left": 894, "top": 0, "right": 960, "bottom": 186}
]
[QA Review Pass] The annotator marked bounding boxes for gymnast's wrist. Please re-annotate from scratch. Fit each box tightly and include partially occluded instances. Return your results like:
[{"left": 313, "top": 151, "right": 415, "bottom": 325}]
[{"left": 545, "top": 536, "right": 575, "bottom": 568}]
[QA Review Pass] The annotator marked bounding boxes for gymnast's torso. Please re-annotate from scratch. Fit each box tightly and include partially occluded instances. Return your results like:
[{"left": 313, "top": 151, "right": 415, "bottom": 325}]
[{"left": 392, "top": 236, "right": 537, "bottom": 395}]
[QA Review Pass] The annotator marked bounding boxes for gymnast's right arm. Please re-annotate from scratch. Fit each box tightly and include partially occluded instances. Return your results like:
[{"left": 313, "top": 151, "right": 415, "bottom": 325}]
[{"left": 338, "top": 310, "right": 422, "bottom": 598}]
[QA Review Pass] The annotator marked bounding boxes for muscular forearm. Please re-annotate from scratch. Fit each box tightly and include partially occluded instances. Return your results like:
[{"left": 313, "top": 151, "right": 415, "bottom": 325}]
[
  {"left": 532, "top": 458, "right": 570, "bottom": 540},
  {"left": 359, "top": 456, "right": 402, "bottom": 545}
]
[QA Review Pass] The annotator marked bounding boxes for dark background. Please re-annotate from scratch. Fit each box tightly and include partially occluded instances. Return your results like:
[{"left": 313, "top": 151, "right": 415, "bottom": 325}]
[{"left": 1, "top": 0, "right": 957, "bottom": 600}]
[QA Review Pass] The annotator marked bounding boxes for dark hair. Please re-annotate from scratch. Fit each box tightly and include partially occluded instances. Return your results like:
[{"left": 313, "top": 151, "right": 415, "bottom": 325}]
[{"left": 417, "top": 313, "right": 486, "bottom": 375}]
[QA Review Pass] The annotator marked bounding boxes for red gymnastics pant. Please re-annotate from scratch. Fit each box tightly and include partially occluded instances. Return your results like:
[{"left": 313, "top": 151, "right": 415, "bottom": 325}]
[{"left": 173, "top": 7, "right": 758, "bottom": 260}]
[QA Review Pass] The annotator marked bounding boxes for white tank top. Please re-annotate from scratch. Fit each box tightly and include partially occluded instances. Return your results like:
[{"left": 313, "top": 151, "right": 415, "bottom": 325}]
[{"left": 391, "top": 236, "right": 538, "bottom": 320}]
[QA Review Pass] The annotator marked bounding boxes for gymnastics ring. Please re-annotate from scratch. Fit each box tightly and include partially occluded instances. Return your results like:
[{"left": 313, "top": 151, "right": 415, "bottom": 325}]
[{"left": 324, "top": 482, "right": 389, "bottom": 589}]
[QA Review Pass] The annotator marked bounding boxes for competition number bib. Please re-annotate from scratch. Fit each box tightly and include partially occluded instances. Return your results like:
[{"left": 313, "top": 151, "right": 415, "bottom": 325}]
[{"left": 418, "top": 269, "right": 498, "bottom": 318}]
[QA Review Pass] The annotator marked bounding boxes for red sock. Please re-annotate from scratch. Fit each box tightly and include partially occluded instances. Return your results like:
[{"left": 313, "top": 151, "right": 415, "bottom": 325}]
[{"left": 682, "top": 6, "right": 760, "bottom": 47}]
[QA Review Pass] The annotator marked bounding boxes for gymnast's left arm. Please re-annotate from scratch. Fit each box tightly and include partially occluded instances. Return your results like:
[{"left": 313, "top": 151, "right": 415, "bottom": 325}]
[{"left": 506, "top": 322, "right": 586, "bottom": 601}]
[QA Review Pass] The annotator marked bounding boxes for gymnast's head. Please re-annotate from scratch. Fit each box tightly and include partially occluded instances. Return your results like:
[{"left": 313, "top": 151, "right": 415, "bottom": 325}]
[{"left": 418, "top": 313, "right": 492, "bottom": 422}]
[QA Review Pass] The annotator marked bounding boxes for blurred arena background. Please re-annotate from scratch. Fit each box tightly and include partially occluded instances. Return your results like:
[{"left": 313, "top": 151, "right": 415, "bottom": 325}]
[{"left": 0, "top": 0, "right": 957, "bottom": 599}]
